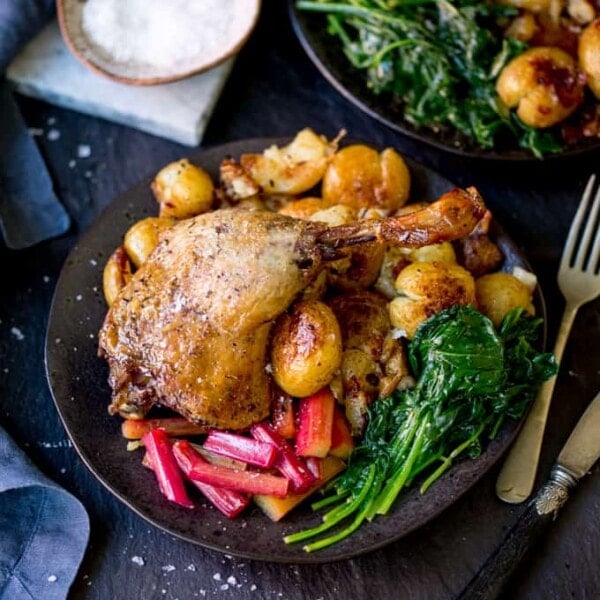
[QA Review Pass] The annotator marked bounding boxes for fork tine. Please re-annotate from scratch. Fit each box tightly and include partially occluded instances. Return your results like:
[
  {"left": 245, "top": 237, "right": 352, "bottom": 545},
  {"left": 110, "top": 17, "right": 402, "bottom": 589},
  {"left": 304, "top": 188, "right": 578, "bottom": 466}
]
[
  {"left": 587, "top": 182, "right": 600, "bottom": 274},
  {"left": 573, "top": 175, "right": 600, "bottom": 270},
  {"left": 564, "top": 174, "right": 596, "bottom": 268}
]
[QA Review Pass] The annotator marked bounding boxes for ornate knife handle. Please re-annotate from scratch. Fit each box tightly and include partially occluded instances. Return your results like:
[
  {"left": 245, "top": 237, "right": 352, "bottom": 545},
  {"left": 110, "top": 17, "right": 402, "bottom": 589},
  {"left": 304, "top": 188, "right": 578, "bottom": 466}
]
[{"left": 457, "top": 466, "right": 577, "bottom": 600}]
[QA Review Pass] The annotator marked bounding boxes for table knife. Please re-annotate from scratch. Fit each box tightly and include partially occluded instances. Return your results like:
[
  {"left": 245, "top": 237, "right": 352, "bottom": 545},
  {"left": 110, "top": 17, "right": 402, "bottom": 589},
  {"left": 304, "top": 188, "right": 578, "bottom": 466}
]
[{"left": 458, "top": 389, "right": 600, "bottom": 600}]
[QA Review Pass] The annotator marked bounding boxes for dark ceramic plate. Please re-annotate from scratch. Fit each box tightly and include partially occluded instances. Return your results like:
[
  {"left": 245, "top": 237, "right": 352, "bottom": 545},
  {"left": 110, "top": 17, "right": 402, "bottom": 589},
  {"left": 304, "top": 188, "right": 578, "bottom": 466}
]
[
  {"left": 289, "top": 2, "right": 600, "bottom": 161},
  {"left": 45, "top": 138, "right": 545, "bottom": 563}
]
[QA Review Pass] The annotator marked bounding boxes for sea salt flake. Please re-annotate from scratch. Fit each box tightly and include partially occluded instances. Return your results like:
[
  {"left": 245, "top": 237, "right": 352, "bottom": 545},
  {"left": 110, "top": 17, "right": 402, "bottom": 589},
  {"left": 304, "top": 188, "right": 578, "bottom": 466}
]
[
  {"left": 250, "top": 584, "right": 257, "bottom": 591},
  {"left": 186, "top": 564, "right": 196, "bottom": 571},
  {"left": 212, "top": 573, "right": 221, "bottom": 581},
  {"left": 11, "top": 327, "right": 25, "bottom": 341},
  {"left": 76, "top": 294, "right": 83, "bottom": 301},
  {"left": 69, "top": 160, "right": 76, "bottom": 168},
  {"left": 43, "top": 275, "right": 50, "bottom": 283},
  {"left": 227, "top": 576, "right": 237, "bottom": 585},
  {"left": 162, "top": 565, "right": 176, "bottom": 572},
  {"left": 90, "top": 259, "right": 98, "bottom": 266},
  {"left": 47, "top": 129, "right": 61, "bottom": 141},
  {"left": 220, "top": 584, "right": 229, "bottom": 591},
  {"left": 131, "top": 556, "right": 145, "bottom": 566},
  {"left": 47, "top": 575, "right": 57, "bottom": 582},
  {"left": 77, "top": 144, "right": 92, "bottom": 158},
  {"left": 29, "top": 128, "right": 43, "bottom": 136}
]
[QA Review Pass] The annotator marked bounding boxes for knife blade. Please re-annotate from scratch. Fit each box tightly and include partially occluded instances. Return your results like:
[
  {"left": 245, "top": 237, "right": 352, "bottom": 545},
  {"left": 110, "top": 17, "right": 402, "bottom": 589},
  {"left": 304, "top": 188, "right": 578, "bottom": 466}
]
[
  {"left": 458, "top": 390, "right": 600, "bottom": 600},
  {"left": 0, "top": 78, "right": 70, "bottom": 249}
]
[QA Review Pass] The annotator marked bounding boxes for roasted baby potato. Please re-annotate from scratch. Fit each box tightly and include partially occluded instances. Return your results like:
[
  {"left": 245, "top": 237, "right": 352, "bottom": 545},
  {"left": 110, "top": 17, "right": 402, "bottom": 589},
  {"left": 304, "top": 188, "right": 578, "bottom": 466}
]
[
  {"left": 151, "top": 159, "right": 214, "bottom": 218},
  {"left": 475, "top": 272, "right": 535, "bottom": 327},
  {"left": 124, "top": 217, "right": 175, "bottom": 268},
  {"left": 322, "top": 144, "right": 411, "bottom": 212},
  {"left": 496, "top": 46, "right": 585, "bottom": 128},
  {"left": 271, "top": 299, "right": 343, "bottom": 398},
  {"left": 375, "top": 242, "right": 456, "bottom": 299},
  {"left": 389, "top": 261, "right": 477, "bottom": 338},
  {"left": 579, "top": 18, "right": 600, "bottom": 99},
  {"left": 103, "top": 246, "right": 132, "bottom": 307},
  {"left": 240, "top": 128, "right": 338, "bottom": 195}
]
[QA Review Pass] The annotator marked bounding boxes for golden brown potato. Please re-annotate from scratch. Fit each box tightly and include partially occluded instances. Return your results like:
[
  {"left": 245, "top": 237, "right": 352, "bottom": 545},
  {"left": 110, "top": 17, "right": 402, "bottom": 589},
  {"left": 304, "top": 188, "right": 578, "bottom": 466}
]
[
  {"left": 579, "top": 19, "right": 600, "bottom": 99},
  {"left": 568, "top": 0, "right": 596, "bottom": 25},
  {"left": 475, "top": 272, "right": 535, "bottom": 327},
  {"left": 278, "top": 196, "right": 332, "bottom": 219},
  {"left": 151, "top": 159, "right": 214, "bottom": 218},
  {"left": 271, "top": 299, "right": 343, "bottom": 398},
  {"left": 505, "top": 13, "right": 538, "bottom": 42},
  {"left": 389, "top": 261, "right": 477, "bottom": 338},
  {"left": 496, "top": 46, "right": 586, "bottom": 128},
  {"left": 322, "top": 144, "right": 411, "bottom": 212},
  {"left": 328, "top": 290, "right": 401, "bottom": 434},
  {"left": 103, "top": 246, "right": 132, "bottom": 307},
  {"left": 240, "top": 128, "right": 338, "bottom": 195},
  {"left": 124, "top": 217, "right": 175, "bottom": 268},
  {"left": 375, "top": 243, "right": 456, "bottom": 299}
]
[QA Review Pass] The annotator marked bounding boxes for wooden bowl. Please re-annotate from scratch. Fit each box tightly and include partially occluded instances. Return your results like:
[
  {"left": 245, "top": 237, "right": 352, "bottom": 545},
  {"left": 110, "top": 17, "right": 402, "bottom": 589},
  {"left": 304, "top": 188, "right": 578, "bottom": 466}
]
[{"left": 56, "top": 0, "right": 261, "bottom": 86}]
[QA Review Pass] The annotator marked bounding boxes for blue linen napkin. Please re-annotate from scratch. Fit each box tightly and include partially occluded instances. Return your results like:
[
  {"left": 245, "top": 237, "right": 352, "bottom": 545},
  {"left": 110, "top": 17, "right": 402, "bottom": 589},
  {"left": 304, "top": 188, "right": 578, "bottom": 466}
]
[
  {"left": 0, "top": 0, "right": 70, "bottom": 249},
  {"left": 0, "top": 429, "right": 89, "bottom": 600}
]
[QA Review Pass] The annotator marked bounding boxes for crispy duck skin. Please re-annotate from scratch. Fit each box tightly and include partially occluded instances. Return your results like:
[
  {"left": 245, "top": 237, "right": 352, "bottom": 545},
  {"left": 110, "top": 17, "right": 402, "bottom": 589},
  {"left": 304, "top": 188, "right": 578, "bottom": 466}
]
[{"left": 98, "top": 187, "right": 486, "bottom": 430}]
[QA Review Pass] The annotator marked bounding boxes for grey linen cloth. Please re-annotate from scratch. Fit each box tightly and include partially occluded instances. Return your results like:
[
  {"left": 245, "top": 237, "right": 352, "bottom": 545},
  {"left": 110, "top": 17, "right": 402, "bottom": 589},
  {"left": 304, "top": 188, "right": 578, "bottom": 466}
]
[
  {"left": 0, "top": 431, "right": 89, "bottom": 599},
  {"left": 1, "top": 5, "right": 89, "bottom": 598},
  {"left": 0, "top": 0, "right": 70, "bottom": 249}
]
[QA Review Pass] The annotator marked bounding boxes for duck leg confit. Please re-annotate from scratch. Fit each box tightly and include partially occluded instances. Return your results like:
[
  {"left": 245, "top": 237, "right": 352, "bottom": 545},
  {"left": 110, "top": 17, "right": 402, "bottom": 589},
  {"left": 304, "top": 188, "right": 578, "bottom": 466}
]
[{"left": 98, "top": 187, "right": 486, "bottom": 430}]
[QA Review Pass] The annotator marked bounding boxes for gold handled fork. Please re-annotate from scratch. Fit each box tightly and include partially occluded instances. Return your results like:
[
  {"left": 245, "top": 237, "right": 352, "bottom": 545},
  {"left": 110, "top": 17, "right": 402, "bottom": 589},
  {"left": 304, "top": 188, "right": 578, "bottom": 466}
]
[{"left": 496, "top": 174, "right": 600, "bottom": 504}]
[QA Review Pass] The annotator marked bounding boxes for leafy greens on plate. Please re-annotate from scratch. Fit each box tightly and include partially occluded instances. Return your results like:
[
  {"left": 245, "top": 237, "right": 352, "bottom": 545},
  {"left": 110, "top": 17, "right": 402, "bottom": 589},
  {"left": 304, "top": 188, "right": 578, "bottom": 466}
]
[{"left": 296, "top": 0, "right": 584, "bottom": 157}]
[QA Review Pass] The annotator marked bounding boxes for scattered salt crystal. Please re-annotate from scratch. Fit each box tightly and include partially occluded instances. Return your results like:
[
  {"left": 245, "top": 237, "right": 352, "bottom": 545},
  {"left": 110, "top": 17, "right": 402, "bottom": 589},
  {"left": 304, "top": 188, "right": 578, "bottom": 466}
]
[
  {"left": 43, "top": 275, "right": 50, "bottom": 283},
  {"left": 69, "top": 160, "right": 76, "bottom": 168},
  {"left": 131, "top": 556, "right": 145, "bottom": 566},
  {"left": 55, "top": 338, "right": 62, "bottom": 344},
  {"left": 186, "top": 564, "right": 196, "bottom": 572},
  {"left": 85, "top": 171, "right": 92, "bottom": 178},
  {"left": 250, "top": 584, "right": 257, "bottom": 591},
  {"left": 3, "top": 368, "right": 8, "bottom": 374},
  {"left": 47, "top": 575, "right": 57, "bottom": 583},
  {"left": 47, "top": 117, "right": 56, "bottom": 126},
  {"left": 77, "top": 144, "right": 92, "bottom": 158},
  {"left": 76, "top": 294, "right": 83, "bottom": 301},
  {"left": 220, "top": 584, "right": 229, "bottom": 591},
  {"left": 60, "top": 468, "right": 66, "bottom": 474},
  {"left": 11, "top": 327, "right": 25, "bottom": 341},
  {"left": 29, "top": 128, "right": 43, "bottom": 136},
  {"left": 90, "top": 259, "right": 98, "bottom": 266},
  {"left": 212, "top": 573, "right": 221, "bottom": 581},
  {"left": 227, "top": 576, "right": 237, "bottom": 586},
  {"left": 162, "top": 565, "right": 176, "bottom": 572},
  {"left": 47, "top": 129, "right": 61, "bottom": 141}
]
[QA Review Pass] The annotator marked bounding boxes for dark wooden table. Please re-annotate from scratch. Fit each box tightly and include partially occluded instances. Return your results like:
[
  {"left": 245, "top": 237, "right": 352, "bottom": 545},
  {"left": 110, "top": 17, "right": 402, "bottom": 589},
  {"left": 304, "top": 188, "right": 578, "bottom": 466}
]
[{"left": 2, "top": 2, "right": 599, "bottom": 598}]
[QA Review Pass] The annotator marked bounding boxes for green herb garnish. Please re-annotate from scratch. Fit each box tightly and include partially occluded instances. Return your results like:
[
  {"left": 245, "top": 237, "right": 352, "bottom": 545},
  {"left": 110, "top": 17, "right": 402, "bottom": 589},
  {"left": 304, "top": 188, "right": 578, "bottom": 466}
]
[{"left": 284, "top": 305, "right": 557, "bottom": 551}]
